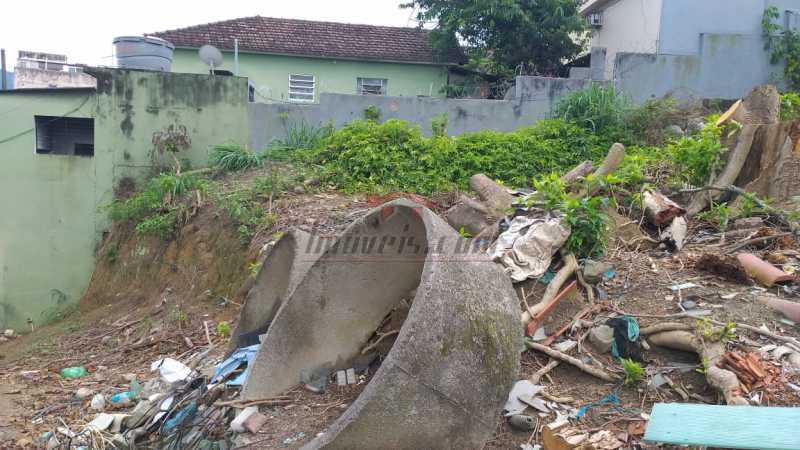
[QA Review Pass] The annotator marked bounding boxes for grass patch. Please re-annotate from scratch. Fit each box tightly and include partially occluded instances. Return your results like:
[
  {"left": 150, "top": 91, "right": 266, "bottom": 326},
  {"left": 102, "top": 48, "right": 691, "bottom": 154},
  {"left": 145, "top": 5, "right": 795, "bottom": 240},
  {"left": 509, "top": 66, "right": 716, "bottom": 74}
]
[{"left": 210, "top": 143, "right": 263, "bottom": 172}]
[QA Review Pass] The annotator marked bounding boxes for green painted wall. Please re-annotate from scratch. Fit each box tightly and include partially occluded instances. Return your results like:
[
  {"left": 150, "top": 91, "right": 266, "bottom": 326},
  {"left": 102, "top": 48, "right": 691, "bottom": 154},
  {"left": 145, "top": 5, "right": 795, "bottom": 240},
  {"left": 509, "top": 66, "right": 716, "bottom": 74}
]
[
  {"left": 171, "top": 49, "right": 450, "bottom": 102},
  {"left": 0, "top": 69, "right": 249, "bottom": 331}
]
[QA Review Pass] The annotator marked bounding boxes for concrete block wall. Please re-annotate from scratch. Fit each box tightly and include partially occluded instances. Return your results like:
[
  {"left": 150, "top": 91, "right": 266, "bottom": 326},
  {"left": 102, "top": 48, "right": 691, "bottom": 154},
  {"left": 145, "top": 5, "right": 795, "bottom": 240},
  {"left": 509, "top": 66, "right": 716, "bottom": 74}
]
[{"left": 249, "top": 76, "right": 591, "bottom": 150}]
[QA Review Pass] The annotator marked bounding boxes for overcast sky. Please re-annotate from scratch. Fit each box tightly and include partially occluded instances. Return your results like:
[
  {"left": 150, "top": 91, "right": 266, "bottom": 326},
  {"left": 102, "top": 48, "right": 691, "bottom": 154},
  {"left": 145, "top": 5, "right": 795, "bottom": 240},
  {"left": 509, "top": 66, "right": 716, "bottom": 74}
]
[{"left": 1, "top": 0, "right": 422, "bottom": 68}]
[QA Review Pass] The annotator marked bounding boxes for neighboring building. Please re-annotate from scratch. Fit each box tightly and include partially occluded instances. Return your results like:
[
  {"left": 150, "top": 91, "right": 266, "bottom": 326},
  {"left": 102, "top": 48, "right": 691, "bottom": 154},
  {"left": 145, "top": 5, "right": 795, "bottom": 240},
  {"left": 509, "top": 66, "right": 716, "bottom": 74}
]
[
  {"left": 0, "top": 69, "right": 249, "bottom": 332},
  {"left": 152, "top": 16, "right": 464, "bottom": 102},
  {"left": 14, "top": 50, "right": 96, "bottom": 89},
  {"left": 581, "top": 0, "right": 799, "bottom": 101}
]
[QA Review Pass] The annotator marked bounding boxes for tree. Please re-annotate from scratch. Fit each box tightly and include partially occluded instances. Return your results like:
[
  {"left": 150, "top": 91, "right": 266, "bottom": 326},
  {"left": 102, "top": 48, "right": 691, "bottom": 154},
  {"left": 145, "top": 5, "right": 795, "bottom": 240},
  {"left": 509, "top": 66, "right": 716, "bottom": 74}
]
[{"left": 403, "top": 0, "right": 588, "bottom": 77}]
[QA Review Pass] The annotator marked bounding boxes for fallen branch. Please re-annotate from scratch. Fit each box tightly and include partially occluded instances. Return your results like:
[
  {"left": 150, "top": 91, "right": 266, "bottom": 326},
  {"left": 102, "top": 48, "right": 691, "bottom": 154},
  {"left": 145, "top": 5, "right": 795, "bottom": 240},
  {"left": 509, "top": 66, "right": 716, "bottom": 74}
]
[
  {"left": 525, "top": 341, "right": 619, "bottom": 382},
  {"left": 560, "top": 160, "right": 594, "bottom": 185},
  {"left": 682, "top": 185, "right": 798, "bottom": 231},
  {"left": 521, "top": 255, "right": 579, "bottom": 325},
  {"left": 361, "top": 329, "right": 400, "bottom": 355},
  {"left": 724, "top": 232, "right": 794, "bottom": 254},
  {"left": 576, "top": 143, "right": 625, "bottom": 198},
  {"left": 530, "top": 359, "right": 560, "bottom": 384},
  {"left": 709, "top": 319, "right": 800, "bottom": 353}
]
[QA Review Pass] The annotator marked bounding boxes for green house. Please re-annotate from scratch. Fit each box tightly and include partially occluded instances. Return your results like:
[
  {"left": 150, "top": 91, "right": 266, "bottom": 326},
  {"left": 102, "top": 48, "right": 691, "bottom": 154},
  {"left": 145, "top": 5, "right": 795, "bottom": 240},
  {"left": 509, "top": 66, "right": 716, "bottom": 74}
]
[{"left": 153, "top": 16, "right": 465, "bottom": 102}]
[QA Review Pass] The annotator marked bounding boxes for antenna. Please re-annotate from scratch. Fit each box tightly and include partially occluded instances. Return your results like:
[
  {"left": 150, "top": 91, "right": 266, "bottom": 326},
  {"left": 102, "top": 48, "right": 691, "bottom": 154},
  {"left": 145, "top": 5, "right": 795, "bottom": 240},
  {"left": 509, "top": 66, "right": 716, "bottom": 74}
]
[{"left": 199, "top": 45, "right": 223, "bottom": 75}]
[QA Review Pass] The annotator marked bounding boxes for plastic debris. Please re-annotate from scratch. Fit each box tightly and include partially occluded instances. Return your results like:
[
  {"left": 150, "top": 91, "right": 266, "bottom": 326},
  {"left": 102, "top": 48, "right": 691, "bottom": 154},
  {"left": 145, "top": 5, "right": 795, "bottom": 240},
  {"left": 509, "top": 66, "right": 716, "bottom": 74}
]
[
  {"left": 90, "top": 394, "right": 106, "bottom": 411},
  {"left": 670, "top": 283, "right": 700, "bottom": 291},
  {"left": 151, "top": 358, "right": 193, "bottom": 384},
  {"left": 60, "top": 366, "right": 87, "bottom": 379},
  {"left": 504, "top": 380, "right": 544, "bottom": 416},
  {"left": 212, "top": 344, "right": 260, "bottom": 386},
  {"left": 489, "top": 215, "right": 571, "bottom": 282}
]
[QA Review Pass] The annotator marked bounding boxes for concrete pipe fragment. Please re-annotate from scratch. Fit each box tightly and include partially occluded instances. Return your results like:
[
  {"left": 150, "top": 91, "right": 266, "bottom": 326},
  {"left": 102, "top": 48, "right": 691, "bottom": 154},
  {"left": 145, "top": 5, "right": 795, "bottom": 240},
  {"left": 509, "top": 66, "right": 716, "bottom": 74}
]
[
  {"left": 229, "top": 229, "right": 319, "bottom": 350},
  {"left": 238, "top": 199, "right": 522, "bottom": 449}
]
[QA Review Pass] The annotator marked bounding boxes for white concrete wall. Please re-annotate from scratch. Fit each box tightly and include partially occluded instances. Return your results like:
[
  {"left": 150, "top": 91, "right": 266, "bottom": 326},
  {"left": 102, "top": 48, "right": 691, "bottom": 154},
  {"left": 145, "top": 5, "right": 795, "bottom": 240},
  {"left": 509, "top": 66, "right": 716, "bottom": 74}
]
[{"left": 588, "top": 0, "right": 663, "bottom": 80}]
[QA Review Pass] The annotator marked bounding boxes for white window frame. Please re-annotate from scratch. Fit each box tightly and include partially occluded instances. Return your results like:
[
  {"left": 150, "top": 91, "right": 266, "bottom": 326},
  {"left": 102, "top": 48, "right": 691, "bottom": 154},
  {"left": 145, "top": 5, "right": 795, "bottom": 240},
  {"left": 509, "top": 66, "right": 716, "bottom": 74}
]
[
  {"left": 357, "top": 77, "right": 388, "bottom": 96},
  {"left": 289, "top": 74, "right": 316, "bottom": 103}
]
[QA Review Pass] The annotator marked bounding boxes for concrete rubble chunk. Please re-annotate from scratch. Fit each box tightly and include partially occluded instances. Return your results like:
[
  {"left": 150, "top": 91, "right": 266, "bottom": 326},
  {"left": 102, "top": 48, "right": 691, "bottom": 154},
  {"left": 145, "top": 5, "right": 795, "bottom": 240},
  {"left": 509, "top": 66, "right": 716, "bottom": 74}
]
[
  {"left": 231, "top": 406, "right": 258, "bottom": 433},
  {"left": 235, "top": 199, "right": 522, "bottom": 449}
]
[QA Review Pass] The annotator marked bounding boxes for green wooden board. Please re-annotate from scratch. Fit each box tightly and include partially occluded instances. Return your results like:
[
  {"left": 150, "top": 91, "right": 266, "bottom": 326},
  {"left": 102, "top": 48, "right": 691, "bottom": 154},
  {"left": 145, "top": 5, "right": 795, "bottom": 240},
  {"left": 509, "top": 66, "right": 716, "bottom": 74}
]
[{"left": 644, "top": 403, "right": 800, "bottom": 450}]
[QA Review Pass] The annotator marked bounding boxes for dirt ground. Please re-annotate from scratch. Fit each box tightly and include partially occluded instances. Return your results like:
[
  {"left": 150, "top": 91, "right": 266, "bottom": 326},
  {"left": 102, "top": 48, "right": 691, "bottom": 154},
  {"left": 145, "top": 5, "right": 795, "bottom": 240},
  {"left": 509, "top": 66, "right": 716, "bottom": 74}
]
[{"left": 1, "top": 184, "right": 799, "bottom": 449}]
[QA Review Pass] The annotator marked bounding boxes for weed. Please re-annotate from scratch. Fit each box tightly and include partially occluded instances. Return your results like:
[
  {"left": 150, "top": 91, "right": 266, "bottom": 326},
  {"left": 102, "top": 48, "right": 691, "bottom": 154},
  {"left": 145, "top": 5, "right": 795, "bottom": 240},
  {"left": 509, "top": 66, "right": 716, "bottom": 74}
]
[
  {"left": 216, "top": 321, "right": 232, "bottom": 339},
  {"left": 457, "top": 227, "right": 473, "bottom": 238},
  {"left": 697, "top": 202, "right": 730, "bottom": 231},
  {"left": 306, "top": 118, "right": 609, "bottom": 195},
  {"left": 620, "top": 358, "right": 645, "bottom": 385},
  {"left": 151, "top": 124, "right": 191, "bottom": 174},
  {"left": 210, "top": 143, "right": 262, "bottom": 172},
  {"left": 697, "top": 318, "right": 737, "bottom": 342},
  {"left": 135, "top": 210, "right": 179, "bottom": 238},
  {"left": 363, "top": 105, "right": 382, "bottom": 122},
  {"left": 780, "top": 92, "right": 800, "bottom": 121},
  {"left": 249, "top": 262, "right": 262, "bottom": 278},
  {"left": 105, "top": 245, "right": 119, "bottom": 264},
  {"left": 214, "top": 189, "right": 275, "bottom": 246},
  {"left": 171, "top": 306, "right": 187, "bottom": 326},
  {"left": 625, "top": 98, "right": 679, "bottom": 144},
  {"left": 109, "top": 173, "right": 205, "bottom": 237},
  {"left": 267, "top": 120, "right": 332, "bottom": 161},
  {"left": 668, "top": 120, "right": 725, "bottom": 186},
  {"left": 763, "top": 6, "right": 800, "bottom": 90},
  {"left": 431, "top": 113, "right": 449, "bottom": 137},
  {"left": 528, "top": 173, "right": 609, "bottom": 257},
  {"left": 552, "top": 84, "right": 630, "bottom": 135}
]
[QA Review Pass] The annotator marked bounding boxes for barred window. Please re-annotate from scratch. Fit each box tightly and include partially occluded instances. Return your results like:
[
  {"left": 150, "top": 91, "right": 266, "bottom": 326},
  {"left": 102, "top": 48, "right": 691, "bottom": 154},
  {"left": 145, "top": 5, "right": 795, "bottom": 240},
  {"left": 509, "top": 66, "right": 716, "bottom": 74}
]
[
  {"left": 34, "top": 116, "right": 94, "bottom": 156},
  {"left": 357, "top": 77, "right": 388, "bottom": 96},
  {"left": 289, "top": 74, "right": 315, "bottom": 102}
]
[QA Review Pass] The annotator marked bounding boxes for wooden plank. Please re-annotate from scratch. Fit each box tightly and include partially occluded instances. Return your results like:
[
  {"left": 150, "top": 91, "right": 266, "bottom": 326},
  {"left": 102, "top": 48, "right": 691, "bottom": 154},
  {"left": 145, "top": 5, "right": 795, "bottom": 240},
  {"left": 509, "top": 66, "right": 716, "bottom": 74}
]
[{"left": 644, "top": 403, "right": 800, "bottom": 450}]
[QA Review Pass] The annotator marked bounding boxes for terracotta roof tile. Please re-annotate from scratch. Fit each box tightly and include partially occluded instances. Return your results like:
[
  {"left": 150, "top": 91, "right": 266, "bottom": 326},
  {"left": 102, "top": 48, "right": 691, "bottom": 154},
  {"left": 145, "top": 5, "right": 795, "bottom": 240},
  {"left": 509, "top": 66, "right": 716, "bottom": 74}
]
[{"left": 152, "top": 16, "right": 464, "bottom": 65}]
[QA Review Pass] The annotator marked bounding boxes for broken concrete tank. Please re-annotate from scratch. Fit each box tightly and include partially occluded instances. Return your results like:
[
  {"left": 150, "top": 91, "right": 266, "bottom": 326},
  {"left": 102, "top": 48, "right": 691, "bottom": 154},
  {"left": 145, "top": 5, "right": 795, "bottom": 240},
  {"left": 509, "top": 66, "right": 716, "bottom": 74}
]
[{"left": 234, "top": 199, "right": 522, "bottom": 449}]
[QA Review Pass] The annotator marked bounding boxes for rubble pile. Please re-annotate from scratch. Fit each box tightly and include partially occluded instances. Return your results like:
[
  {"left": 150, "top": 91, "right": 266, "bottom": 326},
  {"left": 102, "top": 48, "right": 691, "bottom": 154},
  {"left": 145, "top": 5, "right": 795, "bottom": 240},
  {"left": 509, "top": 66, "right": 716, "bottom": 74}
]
[{"left": 1, "top": 84, "right": 799, "bottom": 449}]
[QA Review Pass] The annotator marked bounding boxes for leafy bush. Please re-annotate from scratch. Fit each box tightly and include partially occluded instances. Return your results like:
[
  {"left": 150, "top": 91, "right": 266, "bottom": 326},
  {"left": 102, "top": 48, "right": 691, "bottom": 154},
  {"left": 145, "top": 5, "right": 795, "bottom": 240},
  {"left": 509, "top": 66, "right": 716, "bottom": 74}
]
[
  {"left": 625, "top": 98, "right": 679, "bottom": 144},
  {"left": 304, "top": 118, "right": 611, "bottom": 195},
  {"left": 529, "top": 173, "right": 609, "bottom": 258},
  {"left": 781, "top": 92, "right": 800, "bottom": 121},
  {"left": 363, "top": 105, "right": 382, "bottom": 122},
  {"left": 210, "top": 143, "right": 263, "bottom": 172},
  {"left": 552, "top": 84, "right": 630, "bottom": 135},
  {"left": 667, "top": 120, "right": 725, "bottom": 186},
  {"left": 763, "top": 6, "right": 800, "bottom": 90},
  {"left": 109, "top": 173, "right": 205, "bottom": 237},
  {"left": 265, "top": 120, "right": 333, "bottom": 162}
]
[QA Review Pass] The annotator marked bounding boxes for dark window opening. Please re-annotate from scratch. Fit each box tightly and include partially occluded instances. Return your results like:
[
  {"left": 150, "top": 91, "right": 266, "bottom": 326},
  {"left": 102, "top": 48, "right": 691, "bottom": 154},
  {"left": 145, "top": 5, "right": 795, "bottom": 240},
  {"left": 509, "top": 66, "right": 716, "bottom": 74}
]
[{"left": 35, "top": 116, "right": 94, "bottom": 156}]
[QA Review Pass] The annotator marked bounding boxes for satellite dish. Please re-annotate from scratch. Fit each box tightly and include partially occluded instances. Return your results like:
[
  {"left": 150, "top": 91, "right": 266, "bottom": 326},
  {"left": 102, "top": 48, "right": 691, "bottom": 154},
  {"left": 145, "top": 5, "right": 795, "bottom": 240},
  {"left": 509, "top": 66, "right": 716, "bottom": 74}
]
[{"left": 199, "top": 45, "right": 223, "bottom": 74}]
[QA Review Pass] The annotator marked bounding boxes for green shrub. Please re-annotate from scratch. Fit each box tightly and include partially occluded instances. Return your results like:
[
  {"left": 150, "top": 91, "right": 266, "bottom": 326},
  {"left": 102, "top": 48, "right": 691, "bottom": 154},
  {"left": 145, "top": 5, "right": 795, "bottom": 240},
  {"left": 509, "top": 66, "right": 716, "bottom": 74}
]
[
  {"left": 363, "top": 105, "right": 382, "bottom": 122},
  {"left": 304, "top": 118, "right": 611, "bottom": 195},
  {"left": 781, "top": 92, "right": 800, "bottom": 121},
  {"left": 528, "top": 173, "right": 610, "bottom": 258},
  {"left": 109, "top": 173, "right": 205, "bottom": 237},
  {"left": 266, "top": 120, "right": 333, "bottom": 162},
  {"left": 210, "top": 143, "right": 263, "bottom": 172},
  {"left": 552, "top": 84, "right": 630, "bottom": 135},
  {"left": 763, "top": 6, "right": 800, "bottom": 90},
  {"left": 668, "top": 120, "right": 725, "bottom": 186},
  {"left": 625, "top": 98, "right": 679, "bottom": 144},
  {"left": 621, "top": 358, "right": 645, "bottom": 385}
]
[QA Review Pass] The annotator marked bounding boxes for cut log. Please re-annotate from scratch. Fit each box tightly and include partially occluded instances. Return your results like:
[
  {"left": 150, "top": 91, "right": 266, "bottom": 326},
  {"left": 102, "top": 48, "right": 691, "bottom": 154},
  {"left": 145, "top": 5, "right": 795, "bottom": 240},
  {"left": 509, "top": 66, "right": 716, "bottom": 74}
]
[
  {"left": 643, "top": 190, "right": 686, "bottom": 227},
  {"left": 469, "top": 174, "right": 513, "bottom": 217},
  {"left": 734, "top": 85, "right": 780, "bottom": 125},
  {"left": 716, "top": 100, "right": 742, "bottom": 127},
  {"left": 560, "top": 160, "right": 594, "bottom": 185},
  {"left": 576, "top": 143, "right": 625, "bottom": 198}
]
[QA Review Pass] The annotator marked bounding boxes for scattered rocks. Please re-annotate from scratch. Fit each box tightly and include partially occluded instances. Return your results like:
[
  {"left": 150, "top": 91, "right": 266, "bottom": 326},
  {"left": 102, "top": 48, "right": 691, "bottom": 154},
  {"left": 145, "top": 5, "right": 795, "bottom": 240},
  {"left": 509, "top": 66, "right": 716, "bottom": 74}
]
[
  {"left": 582, "top": 260, "right": 614, "bottom": 284},
  {"left": 508, "top": 414, "right": 536, "bottom": 431},
  {"left": 75, "top": 388, "right": 95, "bottom": 400},
  {"left": 90, "top": 394, "right": 106, "bottom": 411},
  {"left": 588, "top": 325, "right": 614, "bottom": 354},
  {"left": 4, "top": 329, "right": 15, "bottom": 338}
]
